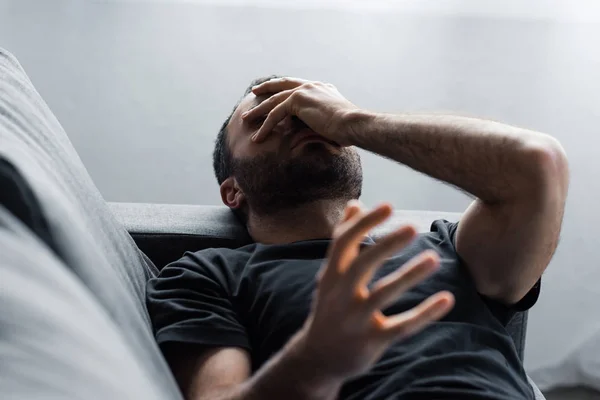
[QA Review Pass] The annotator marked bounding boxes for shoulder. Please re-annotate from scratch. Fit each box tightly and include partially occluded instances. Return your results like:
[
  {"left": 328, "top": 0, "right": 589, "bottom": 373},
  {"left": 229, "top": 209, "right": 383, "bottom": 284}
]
[
  {"left": 171, "top": 244, "right": 256, "bottom": 270},
  {"left": 153, "top": 244, "right": 257, "bottom": 286}
]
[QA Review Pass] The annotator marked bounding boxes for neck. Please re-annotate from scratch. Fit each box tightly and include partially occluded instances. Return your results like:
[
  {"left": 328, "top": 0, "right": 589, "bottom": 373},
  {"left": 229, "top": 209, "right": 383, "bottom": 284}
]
[{"left": 247, "top": 200, "right": 346, "bottom": 244}]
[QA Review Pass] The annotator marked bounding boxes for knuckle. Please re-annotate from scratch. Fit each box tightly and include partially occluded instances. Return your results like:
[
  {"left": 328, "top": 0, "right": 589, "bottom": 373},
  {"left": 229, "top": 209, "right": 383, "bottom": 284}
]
[{"left": 289, "top": 90, "right": 302, "bottom": 101}]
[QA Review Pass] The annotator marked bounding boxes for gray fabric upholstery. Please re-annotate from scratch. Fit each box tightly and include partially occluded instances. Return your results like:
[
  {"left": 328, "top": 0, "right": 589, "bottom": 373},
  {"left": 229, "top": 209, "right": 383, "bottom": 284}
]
[
  {"left": 0, "top": 207, "right": 179, "bottom": 400},
  {"left": 108, "top": 202, "right": 252, "bottom": 267},
  {"left": 528, "top": 376, "right": 547, "bottom": 400},
  {"left": 0, "top": 48, "right": 180, "bottom": 399}
]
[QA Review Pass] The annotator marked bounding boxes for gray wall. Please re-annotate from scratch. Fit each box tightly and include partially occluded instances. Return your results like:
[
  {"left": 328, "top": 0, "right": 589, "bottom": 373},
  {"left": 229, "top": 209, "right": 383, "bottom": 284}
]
[{"left": 1, "top": 0, "right": 599, "bottom": 387}]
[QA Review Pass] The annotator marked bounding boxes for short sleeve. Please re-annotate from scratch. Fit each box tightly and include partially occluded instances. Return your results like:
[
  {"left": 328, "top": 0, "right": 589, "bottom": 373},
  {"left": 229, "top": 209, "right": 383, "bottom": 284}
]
[
  {"left": 432, "top": 219, "right": 542, "bottom": 324},
  {"left": 146, "top": 251, "right": 250, "bottom": 352}
]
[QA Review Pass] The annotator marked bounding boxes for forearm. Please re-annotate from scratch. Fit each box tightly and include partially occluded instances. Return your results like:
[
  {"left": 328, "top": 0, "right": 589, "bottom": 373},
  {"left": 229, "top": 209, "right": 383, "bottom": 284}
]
[
  {"left": 208, "top": 333, "right": 341, "bottom": 400},
  {"left": 347, "top": 111, "right": 564, "bottom": 203}
]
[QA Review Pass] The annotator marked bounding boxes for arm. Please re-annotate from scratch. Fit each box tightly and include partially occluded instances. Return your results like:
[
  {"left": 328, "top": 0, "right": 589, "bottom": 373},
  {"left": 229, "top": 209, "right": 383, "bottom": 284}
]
[
  {"left": 345, "top": 111, "right": 569, "bottom": 304},
  {"left": 164, "top": 342, "right": 340, "bottom": 400},
  {"left": 245, "top": 78, "right": 569, "bottom": 305},
  {"left": 149, "top": 256, "right": 341, "bottom": 400},
  {"left": 161, "top": 204, "right": 453, "bottom": 400}
]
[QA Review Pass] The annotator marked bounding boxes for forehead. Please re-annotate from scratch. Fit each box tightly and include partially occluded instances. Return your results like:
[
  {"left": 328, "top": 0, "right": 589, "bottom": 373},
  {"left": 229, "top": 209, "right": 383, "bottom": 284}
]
[
  {"left": 236, "top": 92, "right": 261, "bottom": 117},
  {"left": 227, "top": 92, "right": 266, "bottom": 142}
]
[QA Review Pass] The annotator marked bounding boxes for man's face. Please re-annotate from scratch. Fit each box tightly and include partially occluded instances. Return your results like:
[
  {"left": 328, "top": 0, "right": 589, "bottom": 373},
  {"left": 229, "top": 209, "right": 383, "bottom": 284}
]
[{"left": 223, "top": 91, "right": 363, "bottom": 216}]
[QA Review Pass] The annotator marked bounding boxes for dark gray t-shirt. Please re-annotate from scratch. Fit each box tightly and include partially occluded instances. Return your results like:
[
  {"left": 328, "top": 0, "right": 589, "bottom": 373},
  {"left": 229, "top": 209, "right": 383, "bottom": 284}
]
[{"left": 147, "top": 220, "right": 539, "bottom": 399}]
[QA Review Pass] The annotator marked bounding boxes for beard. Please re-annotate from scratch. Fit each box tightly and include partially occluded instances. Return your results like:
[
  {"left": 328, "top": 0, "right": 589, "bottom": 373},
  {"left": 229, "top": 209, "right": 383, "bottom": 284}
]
[{"left": 231, "top": 143, "right": 363, "bottom": 217}]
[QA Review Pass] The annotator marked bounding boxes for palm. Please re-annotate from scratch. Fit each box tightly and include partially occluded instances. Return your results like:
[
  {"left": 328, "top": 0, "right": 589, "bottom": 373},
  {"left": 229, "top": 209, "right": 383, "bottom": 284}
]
[{"left": 292, "top": 202, "right": 455, "bottom": 382}]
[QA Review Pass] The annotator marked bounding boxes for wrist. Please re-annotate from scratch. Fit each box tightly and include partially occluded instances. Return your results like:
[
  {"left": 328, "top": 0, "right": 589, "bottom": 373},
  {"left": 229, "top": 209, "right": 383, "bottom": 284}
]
[
  {"left": 282, "top": 330, "right": 344, "bottom": 398},
  {"left": 341, "top": 109, "right": 380, "bottom": 147}
]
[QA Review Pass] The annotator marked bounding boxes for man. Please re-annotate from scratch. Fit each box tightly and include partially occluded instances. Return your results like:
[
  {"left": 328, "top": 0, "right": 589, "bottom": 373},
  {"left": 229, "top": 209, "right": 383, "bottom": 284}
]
[{"left": 147, "top": 76, "right": 569, "bottom": 400}]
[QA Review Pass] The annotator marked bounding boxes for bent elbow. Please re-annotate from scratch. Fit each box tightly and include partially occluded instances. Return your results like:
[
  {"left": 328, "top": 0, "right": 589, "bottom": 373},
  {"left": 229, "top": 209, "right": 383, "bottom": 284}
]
[{"left": 523, "top": 137, "right": 569, "bottom": 195}]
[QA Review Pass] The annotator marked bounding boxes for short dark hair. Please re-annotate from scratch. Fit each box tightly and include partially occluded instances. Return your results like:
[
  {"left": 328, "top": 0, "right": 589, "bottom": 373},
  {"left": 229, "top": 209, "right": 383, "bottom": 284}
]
[{"left": 212, "top": 75, "right": 282, "bottom": 186}]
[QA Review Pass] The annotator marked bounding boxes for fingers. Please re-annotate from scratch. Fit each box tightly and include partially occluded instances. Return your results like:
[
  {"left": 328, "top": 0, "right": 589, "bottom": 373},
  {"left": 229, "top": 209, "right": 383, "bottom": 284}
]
[
  {"left": 342, "top": 200, "right": 363, "bottom": 223},
  {"left": 251, "top": 77, "right": 310, "bottom": 96},
  {"left": 382, "top": 291, "right": 455, "bottom": 340},
  {"left": 241, "top": 89, "right": 295, "bottom": 123},
  {"left": 327, "top": 203, "right": 392, "bottom": 275},
  {"left": 318, "top": 201, "right": 364, "bottom": 284},
  {"left": 252, "top": 100, "right": 293, "bottom": 142},
  {"left": 345, "top": 225, "right": 418, "bottom": 289},
  {"left": 367, "top": 250, "right": 439, "bottom": 311}
]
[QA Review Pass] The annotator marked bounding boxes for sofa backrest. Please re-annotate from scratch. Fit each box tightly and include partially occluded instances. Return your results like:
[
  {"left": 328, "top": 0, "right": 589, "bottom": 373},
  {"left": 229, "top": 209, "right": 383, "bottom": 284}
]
[{"left": 109, "top": 202, "right": 462, "bottom": 268}]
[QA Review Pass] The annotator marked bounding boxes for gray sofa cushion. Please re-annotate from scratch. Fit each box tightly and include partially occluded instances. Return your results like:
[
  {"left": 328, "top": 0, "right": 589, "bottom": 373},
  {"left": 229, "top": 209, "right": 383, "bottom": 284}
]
[
  {"left": 0, "top": 158, "right": 54, "bottom": 248},
  {"left": 0, "top": 48, "right": 180, "bottom": 398},
  {"left": 0, "top": 207, "right": 180, "bottom": 400}
]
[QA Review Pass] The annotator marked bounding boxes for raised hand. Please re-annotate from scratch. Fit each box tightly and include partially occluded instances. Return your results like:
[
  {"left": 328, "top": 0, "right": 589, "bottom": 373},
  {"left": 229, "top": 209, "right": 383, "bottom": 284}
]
[
  {"left": 294, "top": 201, "right": 455, "bottom": 381},
  {"left": 241, "top": 77, "right": 360, "bottom": 146}
]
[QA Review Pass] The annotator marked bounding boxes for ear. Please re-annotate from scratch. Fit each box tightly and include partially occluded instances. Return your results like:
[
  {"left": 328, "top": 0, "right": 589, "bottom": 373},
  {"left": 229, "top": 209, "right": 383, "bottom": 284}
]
[{"left": 220, "top": 177, "right": 246, "bottom": 210}]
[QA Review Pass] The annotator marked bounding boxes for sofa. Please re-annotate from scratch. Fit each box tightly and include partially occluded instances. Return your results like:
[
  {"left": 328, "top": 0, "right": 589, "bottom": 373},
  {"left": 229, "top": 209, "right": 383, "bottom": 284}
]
[{"left": 0, "top": 48, "right": 545, "bottom": 399}]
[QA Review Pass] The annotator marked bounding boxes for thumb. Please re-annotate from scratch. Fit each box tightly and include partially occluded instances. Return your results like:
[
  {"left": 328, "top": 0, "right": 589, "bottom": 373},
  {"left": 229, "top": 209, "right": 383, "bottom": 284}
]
[{"left": 342, "top": 200, "right": 363, "bottom": 223}]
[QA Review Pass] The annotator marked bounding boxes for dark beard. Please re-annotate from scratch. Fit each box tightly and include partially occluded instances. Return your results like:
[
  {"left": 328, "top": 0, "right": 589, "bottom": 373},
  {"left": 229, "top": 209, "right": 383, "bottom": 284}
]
[{"left": 231, "top": 144, "right": 363, "bottom": 216}]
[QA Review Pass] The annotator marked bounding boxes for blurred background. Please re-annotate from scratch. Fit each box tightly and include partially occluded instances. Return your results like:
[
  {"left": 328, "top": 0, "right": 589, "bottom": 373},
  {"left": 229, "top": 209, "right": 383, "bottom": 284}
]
[{"left": 1, "top": 0, "right": 599, "bottom": 398}]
